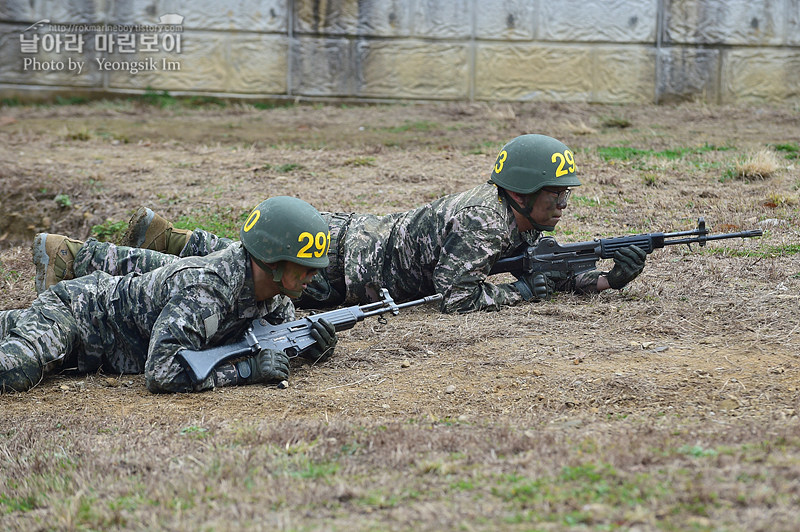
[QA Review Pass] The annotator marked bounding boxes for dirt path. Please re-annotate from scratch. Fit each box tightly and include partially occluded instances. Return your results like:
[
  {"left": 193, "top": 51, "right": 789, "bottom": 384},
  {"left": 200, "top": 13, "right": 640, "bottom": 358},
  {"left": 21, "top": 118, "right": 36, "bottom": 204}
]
[{"left": 1, "top": 100, "right": 799, "bottom": 530}]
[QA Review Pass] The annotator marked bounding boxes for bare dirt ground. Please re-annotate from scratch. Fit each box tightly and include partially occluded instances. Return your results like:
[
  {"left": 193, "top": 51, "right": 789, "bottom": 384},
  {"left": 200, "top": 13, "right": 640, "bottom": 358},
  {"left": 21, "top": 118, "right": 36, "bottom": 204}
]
[{"left": 0, "top": 99, "right": 799, "bottom": 531}]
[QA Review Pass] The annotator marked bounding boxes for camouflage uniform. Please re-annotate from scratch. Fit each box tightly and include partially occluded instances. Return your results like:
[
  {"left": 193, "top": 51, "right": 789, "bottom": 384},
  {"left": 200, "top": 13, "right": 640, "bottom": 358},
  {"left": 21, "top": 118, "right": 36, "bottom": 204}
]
[
  {"left": 74, "top": 184, "right": 601, "bottom": 314},
  {"left": 0, "top": 240, "right": 293, "bottom": 393}
]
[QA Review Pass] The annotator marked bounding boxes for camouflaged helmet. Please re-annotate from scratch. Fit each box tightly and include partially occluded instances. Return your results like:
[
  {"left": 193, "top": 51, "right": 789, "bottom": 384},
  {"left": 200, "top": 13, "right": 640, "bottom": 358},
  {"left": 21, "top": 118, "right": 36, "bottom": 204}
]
[
  {"left": 490, "top": 134, "right": 581, "bottom": 193},
  {"left": 239, "top": 196, "right": 330, "bottom": 269}
]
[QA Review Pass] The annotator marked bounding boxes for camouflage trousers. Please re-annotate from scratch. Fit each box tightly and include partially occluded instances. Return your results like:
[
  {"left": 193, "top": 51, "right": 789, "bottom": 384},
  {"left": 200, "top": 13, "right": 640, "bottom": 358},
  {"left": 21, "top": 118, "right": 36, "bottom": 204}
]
[
  {"left": 0, "top": 238, "right": 188, "bottom": 393},
  {"left": 72, "top": 215, "right": 351, "bottom": 309},
  {"left": 0, "top": 276, "right": 100, "bottom": 392}
]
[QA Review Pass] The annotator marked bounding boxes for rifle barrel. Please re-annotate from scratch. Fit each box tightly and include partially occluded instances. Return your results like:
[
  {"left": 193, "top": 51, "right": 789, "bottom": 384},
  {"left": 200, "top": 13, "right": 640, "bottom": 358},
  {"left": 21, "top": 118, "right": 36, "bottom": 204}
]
[
  {"left": 362, "top": 293, "right": 442, "bottom": 317},
  {"left": 397, "top": 294, "right": 443, "bottom": 309},
  {"left": 666, "top": 229, "right": 763, "bottom": 246}
]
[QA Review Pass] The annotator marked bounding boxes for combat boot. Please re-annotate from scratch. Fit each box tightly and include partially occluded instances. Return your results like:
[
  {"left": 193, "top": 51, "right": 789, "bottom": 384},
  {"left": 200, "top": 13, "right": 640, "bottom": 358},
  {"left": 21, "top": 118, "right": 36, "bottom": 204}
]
[
  {"left": 122, "top": 207, "right": 191, "bottom": 255},
  {"left": 32, "top": 233, "right": 84, "bottom": 294}
]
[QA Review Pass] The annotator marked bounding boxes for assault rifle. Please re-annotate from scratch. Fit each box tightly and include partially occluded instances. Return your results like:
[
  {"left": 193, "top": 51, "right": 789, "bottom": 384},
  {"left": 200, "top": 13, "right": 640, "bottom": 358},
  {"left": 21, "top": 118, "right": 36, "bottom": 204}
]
[
  {"left": 490, "top": 217, "right": 762, "bottom": 279},
  {"left": 176, "top": 289, "right": 442, "bottom": 382}
]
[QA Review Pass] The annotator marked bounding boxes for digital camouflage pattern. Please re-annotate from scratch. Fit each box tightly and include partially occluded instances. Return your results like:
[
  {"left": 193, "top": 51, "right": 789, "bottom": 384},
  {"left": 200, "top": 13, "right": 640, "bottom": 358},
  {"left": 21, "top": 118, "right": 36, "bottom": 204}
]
[
  {"left": 339, "top": 183, "right": 530, "bottom": 312},
  {"left": 334, "top": 183, "right": 601, "bottom": 312},
  {"left": 71, "top": 184, "right": 604, "bottom": 314},
  {"left": 0, "top": 241, "right": 294, "bottom": 393}
]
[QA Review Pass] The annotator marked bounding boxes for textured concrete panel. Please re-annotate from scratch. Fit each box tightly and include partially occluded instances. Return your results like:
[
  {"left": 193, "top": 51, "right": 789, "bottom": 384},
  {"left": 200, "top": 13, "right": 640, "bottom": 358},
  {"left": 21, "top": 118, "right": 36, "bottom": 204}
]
[
  {"left": 0, "top": 23, "right": 102, "bottom": 87},
  {"left": 291, "top": 37, "right": 354, "bottom": 96},
  {"left": 295, "top": 0, "right": 360, "bottom": 35},
  {"left": 475, "top": 43, "right": 593, "bottom": 101},
  {"left": 2, "top": 0, "right": 799, "bottom": 104},
  {"left": 356, "top": 40, "right": 468, "bottom": 99},
  {"left": 0, "top": 0, "right": 36, "bottom": 21},
  {"left": 540, "top": 0, "right": 656, "bottom": 42},
  {"left": 108, "top": 0, "right": 287, "bottom": 32},
  {"left": 656, "top": 47, "right": 721, "bottom": 103},
  {"left": 0, "top": 0, "right": 107, "bottom": 24},
  {"left": 405, "top": 0, "right": 471, "bottom": 38},
  {"left": 306, "top": 0, "right": 409, "bottom": 36},
  {"left": 666, "top": 0, "right": 785, "bottom": 45},
  {"left": 721, "top": 48, "right": 800, "bottom": 102},
  {"left": 294, "top": 0, "right": 471, "bottom": 38},
  {"left": 107, "top": 32, "right": 287, "bottom": 94},
  {"left": 591, "top": 46, "right": 655, "bottom": 103},
  {"left": 474, "top": 0, "right": 537, "bottom": 40},
  {"left": 788, "top": 0, "right": 800, "bottom": 45}
]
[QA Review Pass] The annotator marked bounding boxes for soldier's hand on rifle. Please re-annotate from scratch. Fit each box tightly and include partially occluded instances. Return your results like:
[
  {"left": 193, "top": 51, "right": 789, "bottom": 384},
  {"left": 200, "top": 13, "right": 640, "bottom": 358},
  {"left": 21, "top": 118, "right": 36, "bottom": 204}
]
[
  {"left": 302, "top": 318, "right": 338, "bottom": 363},
  {"left": 247, "top": 348, "right": 291, "bottom": 384},
  {"left": 514, "top": 272, "right": 555, "bottom": 302},
  {"left": 606, "top": 245, "right": 647, "bottom": 289}
]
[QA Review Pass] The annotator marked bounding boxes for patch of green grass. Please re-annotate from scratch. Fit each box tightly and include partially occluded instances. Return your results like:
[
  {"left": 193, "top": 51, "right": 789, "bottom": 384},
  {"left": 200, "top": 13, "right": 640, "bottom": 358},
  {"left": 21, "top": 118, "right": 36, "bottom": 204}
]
[
  {"left": 0, "top": 263, "right": 23, "bottom": 284},
  {"left": 569, "top": 195, "right": 615, "bottom": 208},
  {"left": 355, "top": 488, "right": 423, "bottom": 509},
  {"left": 597, "top": 143, "right": 730, "bottom": 162},
  {"left": 449, "top": 479, "right": 476, "bottom": 491},
  {"left": 678, "top": 445, "right": 718, "bottom": 458},
  {"left": 275, "top": 162, "right": 303, "bottom": 173},
  {"left": 179, "top": 425, "right": 210, "bottom": 439},
  {"left": 0, "top": 493, "right": 39, "bottom": 513},
  {"left": 175, "top": 206, "right": 247, "bottom": 240},
  {"left": 719, "top": 166, "right": 739, "bottom": 182},
  {"left": 773, "top": 142, "right": 800, "bottom": 160},
  {"left": 107, "top": 493, "right": 145, "bottom": 513},
  {"left": 1, "top": 97, "right": 22, "bottom": 107},
  {"left": 54, "top": 193, "right": 72, "bottom": 208},
  {"left": 289, "top": 460, "right": 340, "bottom": 480},
  {"left": 642, "top": 173, "right": 660, "bottom": 187},
  {"left": 75, "top": 493, "right": 101, "bottom": 523},
  {"left": 491, "top": 462, "right": 667, "bottom": 525},
  {"left": 138, "top": 88, "right": 178, "bottom": 108},
  {"left": 91, "top": 219, "right": 127, "bottom": 242}
]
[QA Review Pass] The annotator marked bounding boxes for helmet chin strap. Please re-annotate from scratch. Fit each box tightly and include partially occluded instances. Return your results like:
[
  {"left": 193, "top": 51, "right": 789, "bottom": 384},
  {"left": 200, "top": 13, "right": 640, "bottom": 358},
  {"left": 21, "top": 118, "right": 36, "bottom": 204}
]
[
  {"left": 254, "top": 257, "right": 304, "bottom": 298},
  {"left": 500, "top": 189, "right": 556, "bottom": 232},
  {"left": 271, "top": 262, "right": 304, "bottom": 298}
]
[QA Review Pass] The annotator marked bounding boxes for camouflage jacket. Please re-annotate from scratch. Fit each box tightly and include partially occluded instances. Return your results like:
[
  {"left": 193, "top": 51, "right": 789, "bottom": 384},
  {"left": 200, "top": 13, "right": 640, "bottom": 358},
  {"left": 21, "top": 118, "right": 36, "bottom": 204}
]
[
  {"left": 337, "top": 185, "right": 504, "bottom": 312},
  {"left": 340, "top": 183, "right": 600, "bottom": 313},
  {"left": 68, "top": 241, "right": 294, "bottom": 392}
]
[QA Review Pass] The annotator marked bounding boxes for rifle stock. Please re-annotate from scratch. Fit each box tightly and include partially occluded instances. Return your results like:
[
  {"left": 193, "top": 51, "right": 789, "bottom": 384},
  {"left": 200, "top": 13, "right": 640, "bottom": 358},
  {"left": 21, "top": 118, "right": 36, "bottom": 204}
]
[
  {"left": 491, "top": 217, "right": 762, "bottom": 278},
  {"left": 176, "top": 289, "right": 442, "bottom": 382}
]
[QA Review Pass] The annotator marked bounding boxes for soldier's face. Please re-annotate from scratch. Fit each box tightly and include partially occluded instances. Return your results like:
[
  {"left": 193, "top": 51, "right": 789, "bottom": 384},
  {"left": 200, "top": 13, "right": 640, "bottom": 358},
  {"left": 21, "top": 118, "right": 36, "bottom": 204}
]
[
  {"left": 280, "top": 262, "right": 319, "bottom": 297},
  {"left": 528, "top": 187, "right": 568, "bottom": 228}
]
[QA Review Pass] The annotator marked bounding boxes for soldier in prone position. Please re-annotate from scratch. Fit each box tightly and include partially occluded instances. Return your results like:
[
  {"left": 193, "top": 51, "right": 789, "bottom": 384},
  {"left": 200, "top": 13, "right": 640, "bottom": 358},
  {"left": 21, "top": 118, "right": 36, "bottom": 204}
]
[
  {"left": 0, "top": 197, "right": 337, "bottom": 393},
  {"left": 34, "top": 135, "right": 647, "bottom": 314}
]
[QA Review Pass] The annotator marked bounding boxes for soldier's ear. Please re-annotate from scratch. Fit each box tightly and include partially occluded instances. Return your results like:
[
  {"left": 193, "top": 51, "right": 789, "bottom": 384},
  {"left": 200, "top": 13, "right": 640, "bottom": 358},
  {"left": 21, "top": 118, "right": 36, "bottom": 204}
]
[{"left": 506, "top": 190, "right": 527, "bottom": 204}]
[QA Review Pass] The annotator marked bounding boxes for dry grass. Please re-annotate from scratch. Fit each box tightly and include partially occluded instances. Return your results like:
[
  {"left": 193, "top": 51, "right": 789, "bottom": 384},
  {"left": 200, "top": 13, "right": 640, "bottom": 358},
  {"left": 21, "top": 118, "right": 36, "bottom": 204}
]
[
  {"left": 1, "top": 100, "right": 800, "bottom": 531},
  {"left": 734, "top": 148, "right": 782, "bottom": 180}
]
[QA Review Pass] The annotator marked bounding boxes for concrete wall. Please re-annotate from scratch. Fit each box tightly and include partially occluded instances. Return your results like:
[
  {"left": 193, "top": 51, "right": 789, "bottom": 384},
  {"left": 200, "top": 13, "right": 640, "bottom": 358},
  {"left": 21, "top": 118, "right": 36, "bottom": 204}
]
[{"left": 0, "top": 0, "right": 798, "bottom": 104}]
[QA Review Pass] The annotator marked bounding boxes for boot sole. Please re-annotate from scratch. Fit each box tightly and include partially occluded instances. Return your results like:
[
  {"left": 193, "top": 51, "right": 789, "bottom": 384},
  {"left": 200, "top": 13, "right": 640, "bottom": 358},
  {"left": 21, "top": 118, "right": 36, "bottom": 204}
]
[
  {"left": 122, "top": 207, "right": 155, "bottom": 247},
  {"left": 32, "top": 233, "right": 50, "bottom": 294}
]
